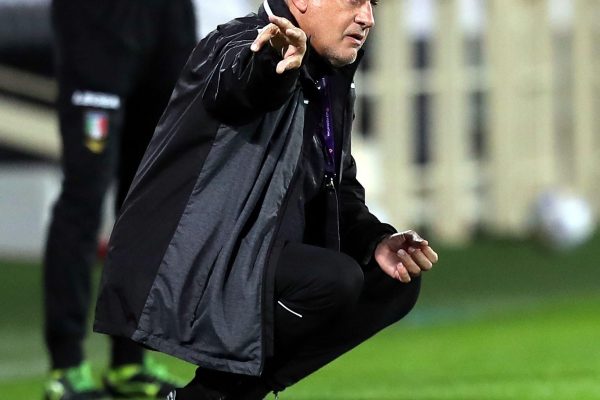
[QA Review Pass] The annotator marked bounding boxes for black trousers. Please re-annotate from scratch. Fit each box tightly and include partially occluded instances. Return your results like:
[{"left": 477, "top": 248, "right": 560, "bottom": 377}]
[
  {"left": 177, "top": 242, "right": 421, "bottom": 398},
  {"left": 43, "top": 0, "right": 196, "bottom": 369}
]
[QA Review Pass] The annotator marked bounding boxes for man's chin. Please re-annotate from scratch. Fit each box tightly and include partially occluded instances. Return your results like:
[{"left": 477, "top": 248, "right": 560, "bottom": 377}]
[{"left": 328, "top": 51, "right": 358, "bottom": 68}]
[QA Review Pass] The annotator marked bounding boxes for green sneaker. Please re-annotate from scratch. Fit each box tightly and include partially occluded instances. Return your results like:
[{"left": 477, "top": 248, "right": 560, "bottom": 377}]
[
  {"left": 44, "top": 362, "right": 109, "bottom": 400},
  {"left": 103, "top": 357, "right": 183, "bottom": 398}
]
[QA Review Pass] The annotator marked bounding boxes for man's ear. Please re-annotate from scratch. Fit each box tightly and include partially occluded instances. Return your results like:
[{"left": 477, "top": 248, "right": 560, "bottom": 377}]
[{"left": 289, "top": 0, "right": 308, "bottom": 13}]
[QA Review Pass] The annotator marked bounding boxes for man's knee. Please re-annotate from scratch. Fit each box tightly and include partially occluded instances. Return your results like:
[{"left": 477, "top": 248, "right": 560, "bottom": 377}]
[
  {"left": 387, "top": 276, "right": 421, "bottom": 323},
  {"left": 402, "top": 276, "right": 421, "bottom": 307},
  {"left": 317, "top": 253, "right": 364, "bottom": 313},
  {"left": 363, "top": 268, "right": 422, "bottom": 324},
  {"left": 275, "top": 245, "right": 364, "bottom": 316}
]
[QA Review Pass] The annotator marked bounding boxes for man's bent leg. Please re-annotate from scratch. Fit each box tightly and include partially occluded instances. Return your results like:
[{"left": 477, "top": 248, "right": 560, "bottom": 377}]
[
  {"left": 272, "top": 242, "right": 365, "bottom": 362},
  {"left": 266, "top": 265, "right": 421, "bottom": 392}
]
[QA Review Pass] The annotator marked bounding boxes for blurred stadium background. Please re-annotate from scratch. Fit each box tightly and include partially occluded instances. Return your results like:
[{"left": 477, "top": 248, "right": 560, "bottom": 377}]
[{"left": 0, "top": 0, "right": 599, "bottom": 399}]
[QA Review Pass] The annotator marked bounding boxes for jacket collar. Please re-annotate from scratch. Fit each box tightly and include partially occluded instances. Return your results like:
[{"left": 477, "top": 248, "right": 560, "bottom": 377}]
[{"left": 260, "top": 0, "right": 298, "bottom": 26}]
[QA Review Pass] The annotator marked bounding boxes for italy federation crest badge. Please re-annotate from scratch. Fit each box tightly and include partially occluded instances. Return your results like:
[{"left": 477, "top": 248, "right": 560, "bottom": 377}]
[{"left": 84, "top": 110, "right": 109, "bottom": 153}]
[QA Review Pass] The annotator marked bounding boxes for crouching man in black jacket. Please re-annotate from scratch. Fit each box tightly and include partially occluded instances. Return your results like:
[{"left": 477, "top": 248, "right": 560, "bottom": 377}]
[{"left": 94, "top": 0, "right": 439, "bottom": 399}]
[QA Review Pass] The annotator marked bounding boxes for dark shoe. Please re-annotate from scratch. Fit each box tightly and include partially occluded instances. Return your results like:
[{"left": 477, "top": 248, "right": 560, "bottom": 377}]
[
  {"left": 103, "top": 357, "right": 183, "bottom": 398},
  {"left": 44, "top": 362, "right": 110, "bottom": 400},
  {"left": 168, "top": 387, "right": 227, "bottom": 400},
  {"left": 168, "top": 389, "right": 270, "bottom": 400},
  {"left": 173, "top": 371, "right": 271, "bottom": 400}
]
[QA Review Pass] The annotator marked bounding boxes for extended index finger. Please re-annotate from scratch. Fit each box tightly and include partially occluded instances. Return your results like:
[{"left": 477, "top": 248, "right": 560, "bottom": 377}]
[
  {"left": 268, "top": 15, "right": 296, "bottom": 32},
  {"left": 270, "top": 15, "right": 306, "bottom": 49},
  {"left": 251, "top": 23, "right": 280, "bottom": 52}
]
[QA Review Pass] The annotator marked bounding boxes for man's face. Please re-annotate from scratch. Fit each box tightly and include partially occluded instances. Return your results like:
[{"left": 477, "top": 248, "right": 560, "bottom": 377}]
[{"left": 300, "top": 0, "right": 376, "bottom": 67}]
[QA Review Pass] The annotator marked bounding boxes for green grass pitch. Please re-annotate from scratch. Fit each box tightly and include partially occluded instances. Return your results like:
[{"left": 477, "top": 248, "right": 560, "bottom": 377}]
[{"left": 1, "top": 234, "right": 599, "bottom": 399}]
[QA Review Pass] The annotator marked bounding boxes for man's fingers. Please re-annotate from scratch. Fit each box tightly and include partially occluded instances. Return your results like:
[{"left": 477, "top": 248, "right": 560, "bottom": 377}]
[
  {"left": 401, "top": 230, "right": 427, "bottom": 246},
  {"left": 268, "top": 15, "right": 296, "bottom": 34},
  {"left": 275, "top": 60, "right": 288, "bottom": 74},
  {"left": 396, "top": 249, "right": 422, "bottom": 277},
  {"left": 386, "top": 233, "right": 408, "bottom": 247},
  {"left": 420, "top": 246, "right": 439, "bottom": 263},
  {"left": 252, "top": 17, "right": 307, "bottom": 75},
  {"left": 408, "top": 247, "right": 433, "bottom": 271},
  {"left": 395, "top": 263, "right": 411, "bottom": 283},
  {"left": 275, "top": 60, "right": 289, "bottom": 74},
  {"left": 388, "top": 261, "right": 411, "bottom": 283},
  {"left": 276, "top": 56, "right": 302, "bottom": 74},
  {"left": 387, "top": 231, "right": 427, "bottom": 249},
  {"left": 251, "top": 24, "right": 279, "bottom": 52},
  {"left": 284, "top": 28, "right": 307, "bottom": 49},
  {"left": 254, "top": 16, "right": 299, "bottom": 51},
  {"left": 376, "top": 231, "right": 438, "bottom": 282}
]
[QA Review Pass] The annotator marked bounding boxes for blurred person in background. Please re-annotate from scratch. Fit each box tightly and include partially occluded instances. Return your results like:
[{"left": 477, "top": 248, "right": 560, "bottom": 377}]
[
  {"left": 42, "top": 0, "right": 197, "bottom": 398},
  {"left": 93, "top": 0, "right": 439, "bottom": 399}
]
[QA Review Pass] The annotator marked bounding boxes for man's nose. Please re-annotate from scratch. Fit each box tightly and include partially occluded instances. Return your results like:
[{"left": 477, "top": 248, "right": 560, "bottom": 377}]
[{"left": 356, "top": 2, "right": 375, "bottom": 29}]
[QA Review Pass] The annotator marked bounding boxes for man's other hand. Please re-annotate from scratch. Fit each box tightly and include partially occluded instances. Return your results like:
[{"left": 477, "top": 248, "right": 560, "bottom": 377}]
[{"left": 374, "top": 230, "right": 439, "bottom": 283}]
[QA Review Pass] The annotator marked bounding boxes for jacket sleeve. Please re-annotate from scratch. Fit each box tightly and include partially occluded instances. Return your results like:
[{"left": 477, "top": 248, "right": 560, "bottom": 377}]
[
  {"left": 338, "top": 153, "right": 397, "bottom": 266},
  {"left": 192, "top": 22, "right": 301, "bottom": 124}
]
